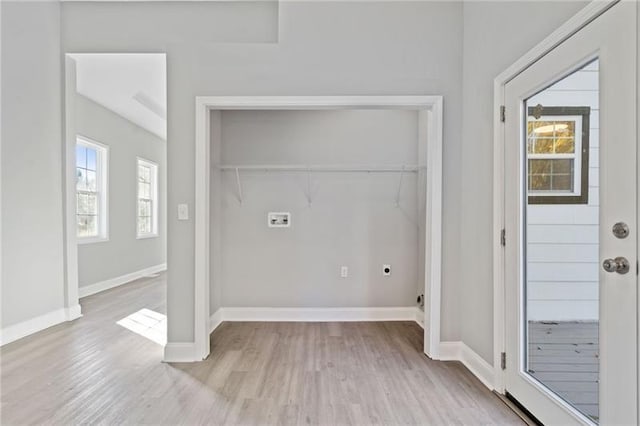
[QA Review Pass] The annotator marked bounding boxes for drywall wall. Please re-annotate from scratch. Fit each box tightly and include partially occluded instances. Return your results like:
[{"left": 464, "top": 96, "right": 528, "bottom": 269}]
[
  {"left": 62, "top": 0, "right": 280, "bottom": 343},
  {"left": 61, "top": 0, "right": 464, "bottom": 344},
  {"left": 1, "top": 1, "right": 65, "bottom": 328},
  {"left": 215, "top": 109, "right": 420, "bottom": 308},
  {"left": 75, "top": 94, "right": 167, "bottom": 289},
  {"left": 1, "top": 0, "right": 594, "bottom": 358},
  {"left": 527, "top": 62, "right": 599, "bottom": 321},
  {"left": 460, "top": 1, "right": 589, "bottom": 363}
]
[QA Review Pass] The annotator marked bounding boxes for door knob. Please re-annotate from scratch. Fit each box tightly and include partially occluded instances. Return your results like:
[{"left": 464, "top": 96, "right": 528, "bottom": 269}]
[{"left": 602, "top": 257, "right": 630, "bottom": 274}]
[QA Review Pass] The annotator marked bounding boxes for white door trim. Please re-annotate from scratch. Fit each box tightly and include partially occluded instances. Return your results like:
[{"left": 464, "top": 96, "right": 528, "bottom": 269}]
[
  {"left": 62, "top": 55, "right": 83, "bottom": 321},
  {"left": 189, "top": 95, "right": 444, "bottom": 362},
  {"left": 62, "top": 53, "right": 168, "bottom": 336},
  {"left": 492, "top": 0, "right": 619, "bottom": 394}
]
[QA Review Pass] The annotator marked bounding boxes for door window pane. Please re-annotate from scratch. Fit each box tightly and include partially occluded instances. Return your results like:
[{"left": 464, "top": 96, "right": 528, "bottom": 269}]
[{"left": 525, "top": 59, "right": 600, "bottom": 422}]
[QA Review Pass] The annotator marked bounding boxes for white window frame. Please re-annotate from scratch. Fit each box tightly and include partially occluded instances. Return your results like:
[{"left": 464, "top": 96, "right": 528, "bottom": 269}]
[
  {"left": 527, "top": 114, "right": 584, "bottom": 198},
  {"left": 76, "top": 135, "right": 109, "bottom": 244},
  {"left": 136, "top": 157, "right": 159, "bottom": 239}
]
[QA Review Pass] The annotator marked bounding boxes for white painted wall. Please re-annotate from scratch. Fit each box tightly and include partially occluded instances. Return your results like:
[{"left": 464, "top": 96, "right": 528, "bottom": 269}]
[
  {"left": 1, "top": 1, "right": 65, "bottom": 328},
  {"left": 1, "top": 0, "right": 594, "bottom": 360},
  {"left": 214, "top": 110, "right": 420, "bottom": 309},
  {"left": 527, "top": 61, "right": 599, "bottom": 321},
  {"left": 61, "top": 0, "right": 464, "bottom": 344},
  {"left": 460, "top": 1, "right": 589, "bottom": 362},
  {"left": 75, "top": 94, "right": 167, "bottom": 289}
]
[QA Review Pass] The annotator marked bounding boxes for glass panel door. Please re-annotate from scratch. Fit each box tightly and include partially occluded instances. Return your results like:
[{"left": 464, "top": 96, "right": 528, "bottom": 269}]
[
  {"left": 525, "top": 59, "right": 599, "bottom": 423},
  {"left": 502, "top": 2, "right": 637, "bottom": 424}
]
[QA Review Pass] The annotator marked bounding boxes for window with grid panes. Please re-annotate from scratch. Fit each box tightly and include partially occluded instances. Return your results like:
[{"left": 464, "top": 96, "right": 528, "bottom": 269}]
[
  {"left": 137, "top": 158, "right": 158, "bottom": 237},
  {"left": 76, "top": 137, "right": 108, "bottom": 240},
  {"left": 527, "top": 106, "right": 590, "bottom": 204}
]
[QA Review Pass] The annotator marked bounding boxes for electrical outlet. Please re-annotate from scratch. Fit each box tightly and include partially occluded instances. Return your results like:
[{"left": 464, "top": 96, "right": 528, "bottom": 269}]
[
  {"left": 340, "top": 266, "right": 349, "bottom": 278},
  {"left": 383, "top": 264, "right": 391, "bottom": 276}
]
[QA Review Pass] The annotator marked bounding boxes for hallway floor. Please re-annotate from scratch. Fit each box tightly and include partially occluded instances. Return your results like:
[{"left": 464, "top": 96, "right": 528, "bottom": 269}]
[{"left": 1, "top": 274, "right": 523, "bottom": 425}]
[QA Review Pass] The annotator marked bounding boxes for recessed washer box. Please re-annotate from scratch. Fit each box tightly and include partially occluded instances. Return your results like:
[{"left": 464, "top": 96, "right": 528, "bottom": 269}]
[{"left": 268, "top": 212, "right": 291, "bottom": 228}]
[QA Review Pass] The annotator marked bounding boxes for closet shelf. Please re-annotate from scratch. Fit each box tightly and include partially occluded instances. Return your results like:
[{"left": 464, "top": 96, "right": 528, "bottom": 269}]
[
  {"left": 216, "top": 164, "right": 423, "bottom": 173},
  {"left": 218, "top": 164, "right": 423, "bottom": 206}
]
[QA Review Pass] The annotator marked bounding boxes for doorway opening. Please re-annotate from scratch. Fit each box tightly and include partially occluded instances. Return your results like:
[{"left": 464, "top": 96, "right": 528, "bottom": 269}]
[
  {"left": 63, "top": 53, "right": 168, "bottom": 345},
  {"left": 179, "top": 96, "right": 443, "bottom": 363}
]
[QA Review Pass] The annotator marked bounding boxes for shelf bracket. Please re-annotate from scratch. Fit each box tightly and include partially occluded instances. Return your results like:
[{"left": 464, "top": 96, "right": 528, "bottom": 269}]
[
  {"left": 395, "top": 165, "right": 405, "bottom": 207},
  {"left": 235, "top": 167, "right": 243, "bottom": 204},
  {"left": 306, "top": 167, "right": 312, "bottom": 206}
]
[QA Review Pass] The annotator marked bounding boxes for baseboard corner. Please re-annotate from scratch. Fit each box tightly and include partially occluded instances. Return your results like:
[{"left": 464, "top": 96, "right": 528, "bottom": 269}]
[
  {"left": 163, "top": 342, "right": 197, "bottom": 363},
  {"left": 459, "top": 342, "right": 495, "bottom": 390},
  {"left": 65, "top": 304, "right": 83, "bottom": 321},
  {"left": 209, "top": 309, "right": 224, "bottom": 333},
  {"left": 438, "top": 341, "right": 495, "bottom": 391},
  {"left": 437, "top": 341, "right": 460, "bottom": 360},
  {"left": 414, "top": 306, "right": 425, "bottom": 329}
]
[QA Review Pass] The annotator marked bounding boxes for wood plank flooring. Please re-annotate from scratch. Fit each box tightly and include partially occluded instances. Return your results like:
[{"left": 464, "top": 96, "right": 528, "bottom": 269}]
[
  {"left": 528, "top": 321, "right": 599, "bottom": 422},
  {"left": 1, "top": 274, "right": 523, "bottom": 425}
]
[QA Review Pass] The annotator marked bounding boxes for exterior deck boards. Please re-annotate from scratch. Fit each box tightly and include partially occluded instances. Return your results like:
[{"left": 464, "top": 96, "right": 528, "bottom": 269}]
[{"left": 528, "top": 321, "right": 599, "bottom": 421}]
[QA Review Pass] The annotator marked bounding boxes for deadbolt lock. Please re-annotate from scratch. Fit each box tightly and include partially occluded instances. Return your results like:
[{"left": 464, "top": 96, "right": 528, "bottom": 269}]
[{"left": 612, "top": 222, "right": 629, "bottom": 239}]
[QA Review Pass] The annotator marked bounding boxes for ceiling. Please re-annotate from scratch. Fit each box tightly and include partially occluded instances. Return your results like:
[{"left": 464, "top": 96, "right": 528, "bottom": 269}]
[{"left": 71, "top": 53, "right": 167, "bottom": 140}]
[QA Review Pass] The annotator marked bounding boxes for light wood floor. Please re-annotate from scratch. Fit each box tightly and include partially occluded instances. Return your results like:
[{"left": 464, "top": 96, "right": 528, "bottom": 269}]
[{"left": 1, "top": 274, "right": 523, "bottom": 425}]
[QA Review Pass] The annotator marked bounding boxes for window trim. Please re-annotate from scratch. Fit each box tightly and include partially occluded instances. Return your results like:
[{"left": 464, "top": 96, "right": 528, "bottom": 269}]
[
  {"left": 527, "top": 106, "right": 591, "bottom": 205},
  {"left": 136, "top": 157, "right": 159, "bottom": 239},
  {"left": 76, "top": 135, "right": 109, "bottom": 244}
]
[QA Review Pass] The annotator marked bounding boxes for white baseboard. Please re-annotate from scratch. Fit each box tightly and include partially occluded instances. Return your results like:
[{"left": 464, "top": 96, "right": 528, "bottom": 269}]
[
  {"left": 415, "top": 307, "right": 425, "bottom": 329},
  {"left": 0, "top": 304, "right": 83, "bottom": 346},
  {"left": 219, "top": 306, "right": 419, "bottom": 322},
  {"left": 66, "top": 304, "right": 83, "bottom": 321},
  {"left": 438, "top": 341, "right": 461, "bottom": 359},
  {"left": 163, "top": 342, "right": 197, "bottom": 363},
  {"left": 439, "top": 341, "right": 495, "bottom": 390},
  {"left": 79, "top": 263, "right": 167, "bottom": 298},
  {"left": 168, "top": 306, "right": 421, "bottom": 362},
  {"left": 209, "top": 308, "right": 224, "bottom": 333}
]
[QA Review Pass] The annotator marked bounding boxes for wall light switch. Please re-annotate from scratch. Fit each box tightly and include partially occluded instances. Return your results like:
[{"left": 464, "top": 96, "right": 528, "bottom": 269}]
[
  {"left": 340, "top": 266, "right": 349, "bottom": 278},
  {"left": 178, "top": 204, "right": 189, "bottom": 220}
]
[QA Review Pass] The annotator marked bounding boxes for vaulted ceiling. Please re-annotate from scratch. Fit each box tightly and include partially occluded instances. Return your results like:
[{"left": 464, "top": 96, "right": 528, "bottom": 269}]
[{"left": 70, "top": 53, "right": 167, "bottom": 140}]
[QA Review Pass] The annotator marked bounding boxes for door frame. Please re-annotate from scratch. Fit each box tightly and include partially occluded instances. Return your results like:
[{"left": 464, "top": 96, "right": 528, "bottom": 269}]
[
  {"left": 190, "top": 95, "right": 444, "bottom": 362},
  {"left": 62, "top": 52, "right": 168, "bottom": 319},
  {"left": 492, "top": 0, "right": 623, "bottom": 394}
]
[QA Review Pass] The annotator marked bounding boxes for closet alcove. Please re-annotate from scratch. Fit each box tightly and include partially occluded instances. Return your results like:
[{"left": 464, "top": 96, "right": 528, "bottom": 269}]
[{"left": 193, "top": 97, "right": 443, "bottom": 362}]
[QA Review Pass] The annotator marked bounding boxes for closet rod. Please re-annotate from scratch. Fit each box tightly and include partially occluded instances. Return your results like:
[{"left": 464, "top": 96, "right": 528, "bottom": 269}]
[{"left": 216, "top": 164, "right": 423, "bottom": 173}]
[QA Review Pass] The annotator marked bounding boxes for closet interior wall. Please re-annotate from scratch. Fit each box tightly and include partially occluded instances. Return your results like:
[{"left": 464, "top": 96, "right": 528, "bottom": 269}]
[{"left": 209, "top": 109, "right": 428, "bottom": 314}]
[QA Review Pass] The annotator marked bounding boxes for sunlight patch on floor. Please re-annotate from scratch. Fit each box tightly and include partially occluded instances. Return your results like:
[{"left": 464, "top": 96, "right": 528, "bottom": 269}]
[{"left": 117, "top": 308, "right": 167, "bottom": 345}]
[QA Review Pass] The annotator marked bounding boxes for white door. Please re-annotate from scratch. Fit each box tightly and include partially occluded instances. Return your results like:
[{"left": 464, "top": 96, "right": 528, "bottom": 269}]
[{"left": 503, "top": 2, "right": 637, "bottom": 424}]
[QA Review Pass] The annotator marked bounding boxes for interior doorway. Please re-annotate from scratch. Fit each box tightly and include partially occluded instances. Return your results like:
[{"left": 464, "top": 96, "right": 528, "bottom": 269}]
[{"left": 63, "top": 53, "right": 168, "bottom": 345}]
